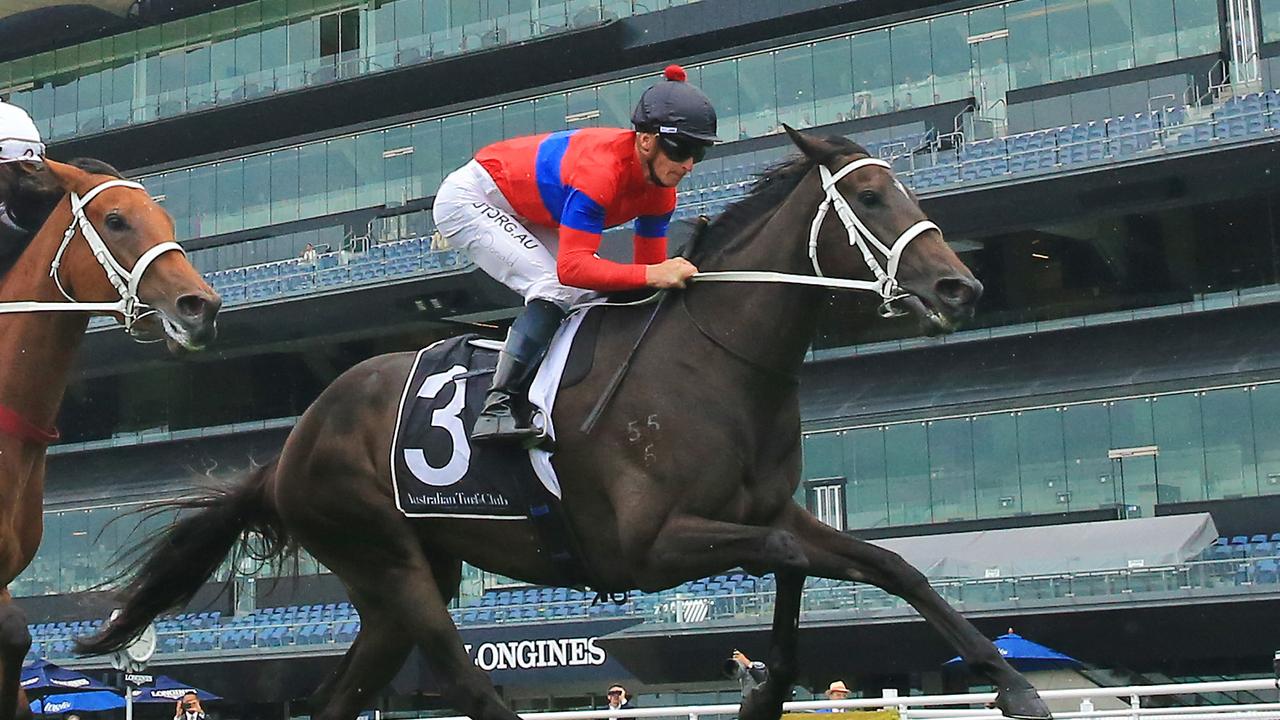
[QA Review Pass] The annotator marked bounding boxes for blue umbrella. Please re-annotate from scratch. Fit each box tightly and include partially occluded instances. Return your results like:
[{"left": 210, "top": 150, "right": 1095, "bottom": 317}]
[
  {"left": 30, "top": 690, "right": 126, "bottom": 714},
  {"left": 945, "top": 631, "right": 1081, "bottom": 671},
  {"left": 20, "top": 658, "right": 114, "bottom": 694},
  {"left": 129, "top": 674, "right": 222, "bottom": 704}
]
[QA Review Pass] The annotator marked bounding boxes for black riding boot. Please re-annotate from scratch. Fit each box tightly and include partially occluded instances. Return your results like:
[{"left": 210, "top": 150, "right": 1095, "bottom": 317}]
[{"left": 471, "top": 299, "right": 567, "bottom": 443}]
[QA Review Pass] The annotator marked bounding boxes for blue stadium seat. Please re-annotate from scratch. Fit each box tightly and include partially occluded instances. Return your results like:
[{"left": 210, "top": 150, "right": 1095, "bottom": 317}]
[
  {"left": 1206, "top": 544, "right": 1233, "bottom": 562},
  {"left": 1231, "top": 535, "right": 1250, "bottom": 545},
  {"left": 1257, "top": 559, "right": 1280, "bottom": 584}
]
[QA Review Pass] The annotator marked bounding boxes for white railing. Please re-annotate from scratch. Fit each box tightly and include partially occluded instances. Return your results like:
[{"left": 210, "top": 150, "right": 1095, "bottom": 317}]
[{"left": 418, "top": 678, "right": 1280, "bottom": 720}]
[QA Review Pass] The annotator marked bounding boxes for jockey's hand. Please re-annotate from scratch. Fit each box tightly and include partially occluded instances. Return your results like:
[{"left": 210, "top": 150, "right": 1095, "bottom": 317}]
[{"left": 645, "top": 257, "right": 698, "bottom": 289}]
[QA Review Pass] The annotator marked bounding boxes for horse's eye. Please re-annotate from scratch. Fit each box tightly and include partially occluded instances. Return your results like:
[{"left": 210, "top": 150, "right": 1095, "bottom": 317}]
[
  {"left": 105, "top": 213, "right": 127, "bottom": 231},
  {"left": 857, "top": 190, "right": 878, "bottom": 206}
]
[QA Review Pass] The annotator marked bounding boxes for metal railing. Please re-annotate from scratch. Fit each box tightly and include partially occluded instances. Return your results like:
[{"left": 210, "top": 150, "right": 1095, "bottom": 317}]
[
  {"left": 28, "top": 554, "right": 1280, "bottom": 662},
  {"left": 417, "top": 679, "right": 1280, "bottom": 720}
]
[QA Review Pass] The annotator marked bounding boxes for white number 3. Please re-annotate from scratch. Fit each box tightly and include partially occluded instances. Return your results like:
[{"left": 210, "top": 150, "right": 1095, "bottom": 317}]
[{"left": 404, "top": 364, "right": 471, "bottom": 487}]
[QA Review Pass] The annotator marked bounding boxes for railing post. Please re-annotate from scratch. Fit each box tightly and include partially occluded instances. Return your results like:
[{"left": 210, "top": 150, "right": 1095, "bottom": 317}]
[
  {"left": 1130, "top": 692, "right": 1140, "bottom": 720},
  {"left": 1079, "top": 698, "right": 1094, "bottom": 715},
  {"left": 883, "top": 687, "right": 904, "bottom": 720}
]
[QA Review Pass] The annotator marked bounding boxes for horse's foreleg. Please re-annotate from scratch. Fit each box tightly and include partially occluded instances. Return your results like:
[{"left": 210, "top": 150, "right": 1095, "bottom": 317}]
[
  {"left": 633, "top": 515, "right": 810, "bottom": 588},
  {"left": 780, "top": 507, "right": 1051, "bottom": 720},
  {"left": 739, "top": 570, "right": 804, "bottom": 720},
  {"left": 630, "top": 516, "right": 812, "bottom": 720},
  {"left": 0, "top": 590, "right": 32, "bottom": 720}
]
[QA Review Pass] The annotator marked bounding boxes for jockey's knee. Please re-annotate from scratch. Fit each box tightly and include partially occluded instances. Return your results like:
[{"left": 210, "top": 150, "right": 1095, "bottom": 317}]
[{"left": 524, "top": 281, "right": 590, "bottom": 310}]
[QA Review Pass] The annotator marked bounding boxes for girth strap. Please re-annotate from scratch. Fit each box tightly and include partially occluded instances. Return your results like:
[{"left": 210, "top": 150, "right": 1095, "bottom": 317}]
[{"left": 0, "top": 404, "right": 59, "bottom": 445}]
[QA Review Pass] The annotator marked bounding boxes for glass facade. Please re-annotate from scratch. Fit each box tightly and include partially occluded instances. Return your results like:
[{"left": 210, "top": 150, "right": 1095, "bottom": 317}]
[
  {"left": 0, "top": 0, "right": 701, "bottom": 141},
  {"left": 122, "top": 0, "right": 1220, "bottom": 244},
  {"left": 802, "top": 382, "right": 1280, "bottom": 531}
]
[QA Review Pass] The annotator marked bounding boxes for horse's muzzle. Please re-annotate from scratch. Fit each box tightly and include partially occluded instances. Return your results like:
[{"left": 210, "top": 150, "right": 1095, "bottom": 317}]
[
  {"left": 899, "top": 275, "right": 982, "bottom": 336},
  {"left": 929, "top": 275, "right": 983, "bottom": 324},
  {"left": 166, "top": 292, "right": 221, "bottom": 350}
]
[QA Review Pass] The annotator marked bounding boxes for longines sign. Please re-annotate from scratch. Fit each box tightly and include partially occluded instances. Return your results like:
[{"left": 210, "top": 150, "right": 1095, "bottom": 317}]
[
  {"left": 465, "top": 636, "right": 607, "bottom": 671},
  {"left": 451, "top": 618, "right": 641, "bottom": 686}
]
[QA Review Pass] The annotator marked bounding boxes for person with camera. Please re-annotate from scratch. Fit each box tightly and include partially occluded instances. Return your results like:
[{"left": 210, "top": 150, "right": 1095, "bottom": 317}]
[
  {"left": 173, "top": 691, "right": 206, "bottom": 720},
  {"left": 724, "top": 649, "right": 769, "bottom": 697},
  {"left": 602, "top": 684, "right": 634, "bottom": 718}
]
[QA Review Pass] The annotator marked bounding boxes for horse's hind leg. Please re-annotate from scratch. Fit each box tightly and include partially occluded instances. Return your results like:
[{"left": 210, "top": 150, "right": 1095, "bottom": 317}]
[
  {"left": 302, "top": 527, "right": 514, "bottom": 720},
  {"left": 309, "top": 596, "right": 412, "bottom": 719},
  {"left": 738, "top": 570, "right": 804, "bottom": 720},
  {"left": 779, "top": 506, "right": 1051, "bottom": 720},
  {"left": 309, "top": 556, "right": 463, "bottom": 712}
]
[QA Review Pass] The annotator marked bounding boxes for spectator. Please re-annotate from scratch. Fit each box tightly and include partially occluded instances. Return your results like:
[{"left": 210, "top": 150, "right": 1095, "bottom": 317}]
[
  {"left": 429, "top": 229, "right": 450, "bottom": 251},
  {"left": 173, "top": 691, "right": 207, "bottom": 720},
  {"left": 818, "top": 680, "right": 850, "bottom": 712},
  {"left": 725, "top": 649, "right": 769, "bottom": 696},
  {"left": 603, "top": 684, "right": 634, "bottom": 716},
  {"left": 301, "top": 242, "right": 318, "bottom": 263}
]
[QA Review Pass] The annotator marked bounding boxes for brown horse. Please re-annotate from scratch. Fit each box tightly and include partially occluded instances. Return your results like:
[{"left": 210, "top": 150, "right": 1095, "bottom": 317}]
[
  {"left": 81, "top": 129, "right": 1051, "bottom": 720},
  {"left": 0, "top": 159, "right": 221, "bottom": 720}
]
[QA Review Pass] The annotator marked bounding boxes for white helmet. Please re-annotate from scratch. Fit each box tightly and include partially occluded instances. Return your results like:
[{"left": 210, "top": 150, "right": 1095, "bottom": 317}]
[{"left": 0, "top": 101, "right": 44, "bottom": 164}]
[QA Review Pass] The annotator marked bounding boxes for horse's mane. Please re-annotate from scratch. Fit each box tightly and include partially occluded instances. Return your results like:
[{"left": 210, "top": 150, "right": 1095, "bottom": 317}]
[
  {"left": 694, "top": 136, "right": 870, "bottom": 257},
  {"left": 0, "top": 158, "right": 125, "bottom": 276}
]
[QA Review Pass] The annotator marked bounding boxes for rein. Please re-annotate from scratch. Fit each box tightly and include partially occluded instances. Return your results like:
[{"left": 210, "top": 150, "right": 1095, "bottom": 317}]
[
  {"left": 0, "top": 177, "right": 186, "bottom": 337},
  {"left": 575, "top": 155, "right": 934, "bottom": 431},
  {"left": 678, "top": 292, "right": 800, "bottom": 383}
]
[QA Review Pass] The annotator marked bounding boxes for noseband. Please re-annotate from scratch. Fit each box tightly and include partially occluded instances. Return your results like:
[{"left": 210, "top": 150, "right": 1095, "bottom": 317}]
[
  {"left": 0, "top": 176, "right": 186, "bottom": 337},
  {"left": 690, "top": 156, "right": 939, "bottom": 317}
]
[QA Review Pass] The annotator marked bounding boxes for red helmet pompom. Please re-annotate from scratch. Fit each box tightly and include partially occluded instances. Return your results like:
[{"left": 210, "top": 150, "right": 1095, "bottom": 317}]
[{"left": 664, "top": 64, "right": 687, "bottom": 82}]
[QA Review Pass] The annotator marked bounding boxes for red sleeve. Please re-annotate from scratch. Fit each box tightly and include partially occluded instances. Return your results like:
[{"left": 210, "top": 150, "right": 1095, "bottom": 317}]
[
  {"left": 558, "top": 227, "right": 649, "bottom": 291},
  {"left": 633, "top": 235, "right": 668, "bottom": 265}
]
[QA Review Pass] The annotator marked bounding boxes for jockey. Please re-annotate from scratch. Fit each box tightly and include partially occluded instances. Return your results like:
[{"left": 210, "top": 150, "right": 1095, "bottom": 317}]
[
  {"left": 0, "top": 101, "right": 46, "bottom": 259},
  {"left": 433, "top": 64, "right": 718, "bottom": 443}
]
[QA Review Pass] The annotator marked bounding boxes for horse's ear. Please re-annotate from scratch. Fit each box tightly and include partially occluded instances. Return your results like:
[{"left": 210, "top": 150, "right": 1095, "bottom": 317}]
[
  {"left": 41, "top": 159, "right": 91, "bottom": 194},
  {"left": 784, "top": 124, "right": 842, "bottom": 164}
]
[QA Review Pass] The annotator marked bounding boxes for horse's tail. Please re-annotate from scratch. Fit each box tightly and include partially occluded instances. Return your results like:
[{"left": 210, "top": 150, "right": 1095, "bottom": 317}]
[{"left": 76, "top": 457, "right": 288, "bottom": 656}]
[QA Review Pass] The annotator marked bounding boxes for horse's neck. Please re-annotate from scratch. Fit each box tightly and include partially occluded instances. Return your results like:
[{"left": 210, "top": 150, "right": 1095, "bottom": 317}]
[
  {"left": 0, "top": 201, "right": 89, "bottom": 431},
  {"left": 689, "top": 172, "right": 825, "bottom": 376}
]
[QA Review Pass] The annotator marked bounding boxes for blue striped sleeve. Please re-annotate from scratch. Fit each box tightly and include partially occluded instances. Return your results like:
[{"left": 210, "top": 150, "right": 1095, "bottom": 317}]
[
  {"left": 634, "top": 212, "right": 673, "bottom": 239},
  {"left": 560, "top": 189, "right": 606, "bottom": 235}
]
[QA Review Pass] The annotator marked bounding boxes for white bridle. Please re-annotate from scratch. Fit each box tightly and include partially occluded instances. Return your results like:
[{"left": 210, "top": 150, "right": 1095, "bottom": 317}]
[
  {"left": 0, "top": 176, "right": 186, "bottom": 336},
  {"left": 691, "top": 157, "right": 940, "bottom": 317}
]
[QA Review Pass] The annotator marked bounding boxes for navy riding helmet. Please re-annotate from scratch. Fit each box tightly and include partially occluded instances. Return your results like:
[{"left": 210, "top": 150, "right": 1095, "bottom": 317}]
[{"left": 631, "top": 64, "right": 720, "bottom": 145}]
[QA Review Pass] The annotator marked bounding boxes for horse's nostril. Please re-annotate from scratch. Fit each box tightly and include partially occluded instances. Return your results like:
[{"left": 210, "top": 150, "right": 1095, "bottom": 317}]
[
  {"left": 934, "top": 276, "right": 982, "bottom": 307},
  {"left": 176, "top": 293, "right": 219, "bottom": 322}
]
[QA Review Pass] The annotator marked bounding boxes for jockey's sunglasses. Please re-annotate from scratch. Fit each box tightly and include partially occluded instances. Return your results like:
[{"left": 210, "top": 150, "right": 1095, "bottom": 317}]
[{"left": 657, "top": 135, "right": 707, "bottom": 164}]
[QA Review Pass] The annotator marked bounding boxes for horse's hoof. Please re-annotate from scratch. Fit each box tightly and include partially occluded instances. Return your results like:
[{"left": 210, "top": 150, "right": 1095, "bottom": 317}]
[{"left": 995, "top": 686, "right": 1052, "bottom": 720}]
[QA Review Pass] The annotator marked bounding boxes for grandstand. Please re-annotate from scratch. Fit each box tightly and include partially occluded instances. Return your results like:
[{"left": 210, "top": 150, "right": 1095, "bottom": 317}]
[{"left": 7, "top": 0, "right": 1280, "bottom": 715}]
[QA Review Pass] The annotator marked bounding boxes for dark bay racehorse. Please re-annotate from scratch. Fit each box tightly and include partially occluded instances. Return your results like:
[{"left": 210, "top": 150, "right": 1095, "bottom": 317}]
[
  {"left": 0, "top": 160, "right": 221, "bottom": 720},
  {"left": 81, "top": 129, "right": 1051, "bottom": 720}
]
